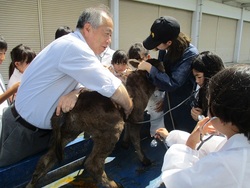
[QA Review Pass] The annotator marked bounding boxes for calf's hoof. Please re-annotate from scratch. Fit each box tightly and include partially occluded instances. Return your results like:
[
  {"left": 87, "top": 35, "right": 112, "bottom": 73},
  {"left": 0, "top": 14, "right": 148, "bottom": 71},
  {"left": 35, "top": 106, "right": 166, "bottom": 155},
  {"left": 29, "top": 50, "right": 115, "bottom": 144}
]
[
  {"left": 120, "top": 141, "right": 130, "bottom": 150},
  {"left": 142, "top": 157, "right": 152, "bottom": 166},
  {"left": 117, "top": 182, "right": 124, "bottom": 188},
  {"left": 98, "top": 181, "right": 123, "bottom": 188},
  {"left": 25, "top": 182, "right": 34, "bottom": 188}
]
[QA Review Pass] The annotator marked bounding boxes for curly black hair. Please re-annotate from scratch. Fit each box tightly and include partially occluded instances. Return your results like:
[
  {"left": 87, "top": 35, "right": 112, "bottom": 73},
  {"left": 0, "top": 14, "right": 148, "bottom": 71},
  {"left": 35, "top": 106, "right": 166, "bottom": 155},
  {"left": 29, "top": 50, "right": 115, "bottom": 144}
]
[{"left": 208, "top": 64, "right": 250, "bottom": 140}]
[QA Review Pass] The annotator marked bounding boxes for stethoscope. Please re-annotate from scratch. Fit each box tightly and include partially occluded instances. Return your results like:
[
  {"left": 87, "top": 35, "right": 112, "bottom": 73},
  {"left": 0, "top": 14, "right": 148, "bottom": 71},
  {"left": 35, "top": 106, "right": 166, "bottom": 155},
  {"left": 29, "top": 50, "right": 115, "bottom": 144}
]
[
  {"left": 196, "top": 116, "right": 218, "bottom": 150},
  {"left": 135, "top": 88, "right": 200, "bottom": 124}
]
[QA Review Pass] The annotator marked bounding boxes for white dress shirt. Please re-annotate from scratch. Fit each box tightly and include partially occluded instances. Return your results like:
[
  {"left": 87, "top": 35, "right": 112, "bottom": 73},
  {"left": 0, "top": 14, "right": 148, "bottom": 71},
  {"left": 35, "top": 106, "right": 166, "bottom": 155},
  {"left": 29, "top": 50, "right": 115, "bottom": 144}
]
[{"left": 15, "top": 29, "right": 121, "bottom": 129}]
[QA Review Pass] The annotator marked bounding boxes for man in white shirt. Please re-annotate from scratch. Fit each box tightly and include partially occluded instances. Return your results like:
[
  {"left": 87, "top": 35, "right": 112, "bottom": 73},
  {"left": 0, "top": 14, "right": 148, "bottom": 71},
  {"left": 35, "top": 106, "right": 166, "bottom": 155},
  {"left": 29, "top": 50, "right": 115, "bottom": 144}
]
[{"left": 0, "top": 5, "right": 133, "bottom": 167}]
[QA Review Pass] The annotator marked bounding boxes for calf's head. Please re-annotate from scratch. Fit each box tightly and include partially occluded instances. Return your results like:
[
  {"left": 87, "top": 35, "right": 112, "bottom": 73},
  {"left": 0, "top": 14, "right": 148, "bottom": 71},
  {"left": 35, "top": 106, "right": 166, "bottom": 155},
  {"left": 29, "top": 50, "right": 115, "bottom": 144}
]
[
  {"left": 128, "top": 58, "right": 165, "bottom": 73},
  {"left": 125, "top": 58, "right": 164, "bottom": 123}
]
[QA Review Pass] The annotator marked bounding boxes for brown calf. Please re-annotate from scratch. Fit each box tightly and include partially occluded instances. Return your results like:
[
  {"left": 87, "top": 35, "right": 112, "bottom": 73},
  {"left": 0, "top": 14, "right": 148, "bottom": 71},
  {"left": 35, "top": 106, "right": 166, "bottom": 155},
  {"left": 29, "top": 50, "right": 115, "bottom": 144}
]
[{"left": 26, "top": 58, "right": 164, "bottom": 188}]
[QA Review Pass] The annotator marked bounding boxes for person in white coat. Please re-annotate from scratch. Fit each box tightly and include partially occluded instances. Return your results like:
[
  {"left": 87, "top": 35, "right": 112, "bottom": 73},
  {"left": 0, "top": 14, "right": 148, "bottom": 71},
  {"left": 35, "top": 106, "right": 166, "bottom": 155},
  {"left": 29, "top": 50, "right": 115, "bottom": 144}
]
[{"left": 158, "top": 64, "right": 250, "bottom": 188}]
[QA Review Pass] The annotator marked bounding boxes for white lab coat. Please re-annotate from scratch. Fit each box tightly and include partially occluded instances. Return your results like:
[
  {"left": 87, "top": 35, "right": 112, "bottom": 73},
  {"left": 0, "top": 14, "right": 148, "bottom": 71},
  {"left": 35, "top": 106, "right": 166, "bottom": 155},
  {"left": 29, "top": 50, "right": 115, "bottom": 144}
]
[
  {"left": 165, "top": 130, "right": 226, "bottom": 158},
  {"left": 161, "top": 133, "right": 250, "bottom": 188}
]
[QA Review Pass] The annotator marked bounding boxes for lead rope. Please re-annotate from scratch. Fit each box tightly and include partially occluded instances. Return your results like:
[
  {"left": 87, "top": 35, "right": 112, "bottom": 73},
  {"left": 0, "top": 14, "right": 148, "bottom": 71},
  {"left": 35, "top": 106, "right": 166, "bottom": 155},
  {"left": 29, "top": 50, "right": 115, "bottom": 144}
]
[
  {"left": 166, "top": 92, "right": 175, "bottom": 130},
  {"left": 135, "top": 89, "right": 198, "bottom": 124}
]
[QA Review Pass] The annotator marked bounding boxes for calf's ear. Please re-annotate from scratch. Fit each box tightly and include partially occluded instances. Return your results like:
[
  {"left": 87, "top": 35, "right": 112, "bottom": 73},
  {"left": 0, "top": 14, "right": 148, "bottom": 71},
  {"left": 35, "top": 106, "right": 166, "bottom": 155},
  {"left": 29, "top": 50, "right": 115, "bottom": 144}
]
[
  {"left": 146, "top": 58, "right": 165, "bottom": 73},
  {"left": 128, "top": 59, "right": 140, "bottom": 70}
]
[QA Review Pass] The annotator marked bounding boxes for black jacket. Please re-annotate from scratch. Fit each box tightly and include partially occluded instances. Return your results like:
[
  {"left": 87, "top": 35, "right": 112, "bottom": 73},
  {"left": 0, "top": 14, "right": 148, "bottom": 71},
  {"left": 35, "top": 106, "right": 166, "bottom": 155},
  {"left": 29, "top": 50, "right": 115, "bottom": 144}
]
[{"left": 149, "top": 44, "right": 198, "bottom": 133}]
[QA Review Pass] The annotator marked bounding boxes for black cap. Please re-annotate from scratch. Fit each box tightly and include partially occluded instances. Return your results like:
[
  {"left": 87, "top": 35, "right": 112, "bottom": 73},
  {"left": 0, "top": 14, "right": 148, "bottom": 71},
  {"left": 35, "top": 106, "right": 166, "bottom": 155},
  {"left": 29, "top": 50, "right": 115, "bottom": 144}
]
[{"left": 143, "top": 16, "right": 180, "bottom": 50}]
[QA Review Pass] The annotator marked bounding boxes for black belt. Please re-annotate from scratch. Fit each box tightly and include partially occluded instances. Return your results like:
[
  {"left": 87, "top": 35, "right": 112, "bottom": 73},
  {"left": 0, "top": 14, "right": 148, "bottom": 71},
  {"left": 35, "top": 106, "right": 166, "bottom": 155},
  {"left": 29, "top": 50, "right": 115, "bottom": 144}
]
[{"left": 11, "top": 104, "right": 50, "bottom": 132}]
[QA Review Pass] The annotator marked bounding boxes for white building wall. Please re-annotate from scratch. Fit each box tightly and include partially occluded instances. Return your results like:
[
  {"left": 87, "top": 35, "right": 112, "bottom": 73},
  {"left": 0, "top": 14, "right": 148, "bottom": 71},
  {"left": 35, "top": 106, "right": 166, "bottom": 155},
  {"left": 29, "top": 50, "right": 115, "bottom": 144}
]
[{"left": 1, "top": 0, "right": 250, "bottom": 82}]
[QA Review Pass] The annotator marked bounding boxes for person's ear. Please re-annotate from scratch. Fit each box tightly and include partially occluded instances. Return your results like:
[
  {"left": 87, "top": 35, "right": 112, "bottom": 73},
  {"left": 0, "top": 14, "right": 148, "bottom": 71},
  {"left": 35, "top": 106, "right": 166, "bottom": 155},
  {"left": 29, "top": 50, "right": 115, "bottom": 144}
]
[
  {"left": 166, "top": 40, "right": 172, "bottom": 46},
  {"left": 14, "top": 61, "right": 20, "bottom": 68},
  {"left": 83, "top": 22, "right": 92, "bottom": 34}
]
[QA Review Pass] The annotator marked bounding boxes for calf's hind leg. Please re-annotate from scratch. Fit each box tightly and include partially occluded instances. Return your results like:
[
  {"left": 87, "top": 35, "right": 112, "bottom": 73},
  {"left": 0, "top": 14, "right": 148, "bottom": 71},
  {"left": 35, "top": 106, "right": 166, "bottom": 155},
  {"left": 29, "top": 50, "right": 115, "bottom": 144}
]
[
  {"left": 26, "top": 124, "right": 82, "bottom": 188},
  {"left": 84, "top": 121, "right": 124, "bottom": 188},
  {"left": 26, "top": 149, "right": 59, "bottom": 188}
]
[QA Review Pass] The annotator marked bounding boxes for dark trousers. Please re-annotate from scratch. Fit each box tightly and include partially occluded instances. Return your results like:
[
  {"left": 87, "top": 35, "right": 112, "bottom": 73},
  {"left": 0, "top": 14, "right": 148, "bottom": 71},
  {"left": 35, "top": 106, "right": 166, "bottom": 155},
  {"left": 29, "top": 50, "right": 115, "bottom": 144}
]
[{"left": 0, "top": 106, "right": 52, "bottom": 167}]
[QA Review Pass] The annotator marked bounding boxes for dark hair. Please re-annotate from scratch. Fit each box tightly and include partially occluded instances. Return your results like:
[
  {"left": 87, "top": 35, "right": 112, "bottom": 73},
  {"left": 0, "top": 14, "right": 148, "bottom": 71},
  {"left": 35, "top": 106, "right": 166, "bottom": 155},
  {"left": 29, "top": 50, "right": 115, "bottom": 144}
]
[
  {"left": 192, "top": 51, "right": 225, "bottom": 113},
  {"left": 0, "top": 35, "right": 7, "bottom": 50},
  {"left": 76, "top": 5, "right": 112, "bottom": 29},
  {"left": 127, "top": 42, "right": 149, "bottom": 60},
  {"left": 111, "top": 50, "right": 128, "bottom": 65},
  {"left": 163, "top": 32, "right": 191, "bottom": 64},
  {"left": 208, "top": 64, "right": 250, "bottom": 140},
  {"left": 192, "top": 51, "right": 225, "bottom": 78},
  {"left": 55, "top": 26, "right": 73, "bottom": 39},
  {"left": 9, "top": 44, "right": 36, "bottom": 77}
]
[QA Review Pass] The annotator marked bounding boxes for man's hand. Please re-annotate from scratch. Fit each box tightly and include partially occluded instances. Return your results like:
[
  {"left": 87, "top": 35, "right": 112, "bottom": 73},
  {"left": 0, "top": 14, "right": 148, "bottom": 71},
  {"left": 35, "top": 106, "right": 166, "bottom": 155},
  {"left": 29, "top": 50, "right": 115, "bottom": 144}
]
[
  {"left": 56, "top": 88, "right": 82, "bottom": 116},
  {"left": 111, "top": 84, "right": 133, "bottom": 119}
]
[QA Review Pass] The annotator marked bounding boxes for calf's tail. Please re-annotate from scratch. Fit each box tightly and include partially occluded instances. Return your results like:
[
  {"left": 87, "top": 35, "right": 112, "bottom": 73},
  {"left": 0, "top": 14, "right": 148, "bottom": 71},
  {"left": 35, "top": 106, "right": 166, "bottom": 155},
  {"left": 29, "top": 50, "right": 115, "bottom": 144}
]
[{"left": 51, "top": 113, "right": 65, "bottom": 162}]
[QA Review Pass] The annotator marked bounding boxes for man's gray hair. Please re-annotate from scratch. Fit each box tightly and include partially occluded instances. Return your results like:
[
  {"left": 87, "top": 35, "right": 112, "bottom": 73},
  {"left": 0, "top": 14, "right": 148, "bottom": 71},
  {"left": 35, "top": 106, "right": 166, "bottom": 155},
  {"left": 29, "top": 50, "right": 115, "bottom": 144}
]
[{"left": 76, "top": 5, "right": 112, "bottom": 29}]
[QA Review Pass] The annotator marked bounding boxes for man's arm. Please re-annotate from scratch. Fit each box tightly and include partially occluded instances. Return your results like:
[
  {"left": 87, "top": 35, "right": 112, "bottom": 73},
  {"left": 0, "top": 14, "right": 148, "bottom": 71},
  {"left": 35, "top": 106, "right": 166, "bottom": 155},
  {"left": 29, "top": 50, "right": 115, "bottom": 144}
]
[
  {"left": 110, "top": 83, "right": 133, "bottom": 118},
  {"left": 56, "top": 88, "right": 83, "bottom": 116},
  {"left": 56, "top": 84, "right": 133, "bottom": 118}
]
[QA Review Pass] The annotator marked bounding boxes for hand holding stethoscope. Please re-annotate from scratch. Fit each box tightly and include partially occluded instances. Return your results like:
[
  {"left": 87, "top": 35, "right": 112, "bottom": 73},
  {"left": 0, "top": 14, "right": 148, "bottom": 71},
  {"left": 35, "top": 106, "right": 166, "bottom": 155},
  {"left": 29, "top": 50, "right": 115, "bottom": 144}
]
[{"left": 186, "top": 116, "right": 218, "bottom": 150}]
